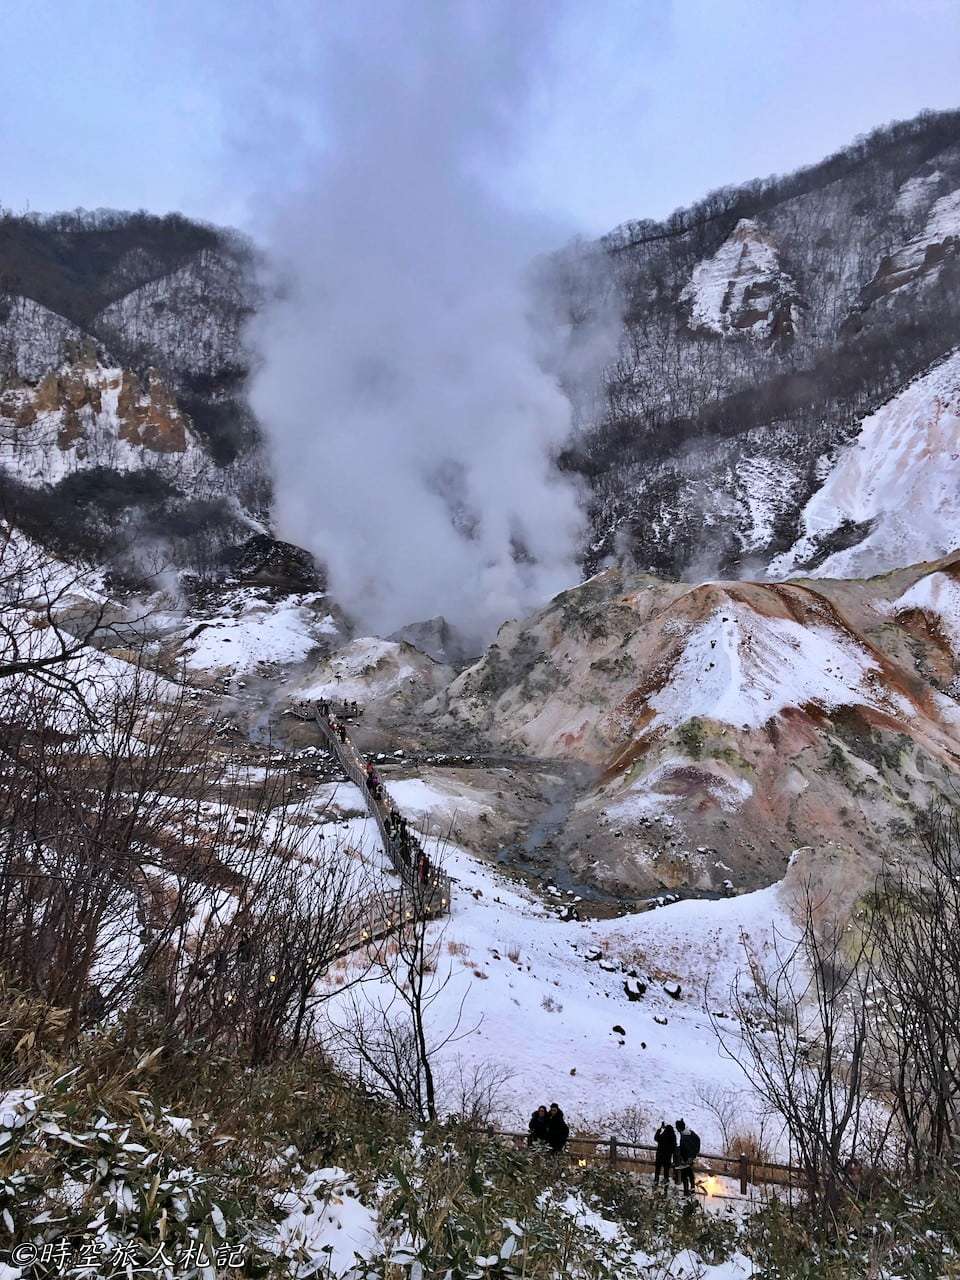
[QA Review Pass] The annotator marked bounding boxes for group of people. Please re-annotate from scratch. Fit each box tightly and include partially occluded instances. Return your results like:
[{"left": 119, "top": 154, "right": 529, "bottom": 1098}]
[
  {"left": 364, "top": 755, "right": 436, "bottom": 887},
  {"left": 526, "top": 1110, "right": 702, "bottom": 1194},
  {"left": 316, "top": 697, "right": 361, "bottom": 719},
  {"left": 653, "top": 1120, "right": 701, "bottom": 1194},
  {"left": 527, "top": 1103, "right": 570, "bottom": 1153},
  {"left": 315, "top": 702, "right": 439, "bottom": 892},
  {"left": 386, "top": 806, "right": 434, "bottom": 884}
]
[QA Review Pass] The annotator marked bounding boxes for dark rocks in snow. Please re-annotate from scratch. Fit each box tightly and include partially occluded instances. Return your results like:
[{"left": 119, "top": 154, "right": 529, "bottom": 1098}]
[
  {"left": 653, "top": 1015, "right": 668, "bottom": 1026},
  {"left": 663, "top": 981, "right": 682, "bottom": 1000},
  {"left": 612, "top": 1024, "right": 626, "bottom": 1036},
  {"left": 584, "top": 947, "right": 603, "bottom": 962},
  {"left": 624, "top": 978, "right": 646, "bottom": 1001}
]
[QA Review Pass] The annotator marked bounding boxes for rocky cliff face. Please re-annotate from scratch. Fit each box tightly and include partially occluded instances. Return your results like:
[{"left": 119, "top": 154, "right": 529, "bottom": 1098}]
[
  {"left": 0, "top": 345, "right": 207, "bottom": 487},
  {"left": 680, "top": 218, "right": 800, "bottom": 340}
]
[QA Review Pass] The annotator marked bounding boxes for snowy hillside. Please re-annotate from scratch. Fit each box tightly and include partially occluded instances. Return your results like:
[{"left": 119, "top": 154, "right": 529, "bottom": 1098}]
[
  {"left": 771, "top": 348, "right": 960, "bottom": 579},
  {"left": 580, "top": 111, "right": 960, "bottom": 578},
  {"left": 0, "top": 296, "right": 85, "bottom": 379},
  {"left": 95, "top": 247, "right": 254, "bottom": 379}
]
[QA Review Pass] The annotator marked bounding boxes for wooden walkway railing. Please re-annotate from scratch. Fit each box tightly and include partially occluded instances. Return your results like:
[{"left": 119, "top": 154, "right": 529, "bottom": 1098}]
[
  {"left": 489, "top": 1130, "right": 800, "bottom": 1195},
  {"left": 290, "top": 701, "right": 452, "bottom": 917}
]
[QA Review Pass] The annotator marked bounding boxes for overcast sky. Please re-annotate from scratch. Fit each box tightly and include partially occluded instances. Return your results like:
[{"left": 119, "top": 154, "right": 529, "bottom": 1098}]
[{"left": 2, "top": 0, "right": 959, "bottom": 239}]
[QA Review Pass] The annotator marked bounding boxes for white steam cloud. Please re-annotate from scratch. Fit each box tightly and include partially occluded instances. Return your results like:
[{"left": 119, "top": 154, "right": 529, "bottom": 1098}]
[{"left": 248, "top": 2, "right": 613, "bottom": 643}]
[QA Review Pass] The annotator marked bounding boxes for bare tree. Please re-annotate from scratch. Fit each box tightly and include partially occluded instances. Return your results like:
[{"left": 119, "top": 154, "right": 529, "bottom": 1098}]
[
  {"left": 0, "top": 529, "right": 115, "bottom": 708},
  {"left": 335, "top": 864, "right": 473, "bottom": 1123},
  {"left": 714, "top": 883, "right": 893, "bottom": 1210},
  {"left": 864, "top": 806, "right": 960, "bottom": 1175},
  {"left": 0, "top": 658, "right": 378, "bottom": 1066}
]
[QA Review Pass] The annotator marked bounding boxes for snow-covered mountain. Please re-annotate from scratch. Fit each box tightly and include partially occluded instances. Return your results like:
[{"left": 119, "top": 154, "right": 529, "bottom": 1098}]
[
  {"left": 434, "top": 553, "right": 960, "bottom": 894},
  {"left": 0, "top": 209, "right": 267, "bottom": 581},
  {"left": 578, "top": 109, "right": 960, "bottom": 580}
]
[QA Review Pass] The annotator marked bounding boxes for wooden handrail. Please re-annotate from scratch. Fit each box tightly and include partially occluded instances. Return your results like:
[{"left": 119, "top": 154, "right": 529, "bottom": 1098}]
[
  {"left": 291, "top": 702, "right": 452, "bottom": 915},
  {"left": 484, "top": 1129, "right": 800, "bottom": 1191}
]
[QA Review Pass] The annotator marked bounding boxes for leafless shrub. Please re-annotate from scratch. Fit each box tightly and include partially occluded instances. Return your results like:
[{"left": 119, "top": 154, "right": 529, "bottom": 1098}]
[
  {"left": 695, "top": 1084, "right": 742, "bottom": 1153},
  {"left": 714, "top": 881, "right": 894, "bottom": 1209},
  {"left": 595, "top": 1102, "right": 652, "bottom": 1149},
  {"left": 334, "top": 855, "right": 475, "bottom": 1122},
  {"left": 445, "top": 1058, "right": 514, "bottom": 1128}
]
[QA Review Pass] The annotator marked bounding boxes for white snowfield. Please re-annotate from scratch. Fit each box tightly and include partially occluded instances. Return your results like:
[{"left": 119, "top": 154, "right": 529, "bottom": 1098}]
[
  {"left": 648, "top": 601, "right": 910, "bottom": 733},
  {"left": 771, "top": 347, "right": 960, "bottom": 579},
  {"left": 680, "top": 218, "right": 798, "bottom": 339},
  {"left": 179, "top": 591, "right": 337, "bottom": 676},
  {"left": 326, "top": 824, "right": 786, "bottom": 1151}
]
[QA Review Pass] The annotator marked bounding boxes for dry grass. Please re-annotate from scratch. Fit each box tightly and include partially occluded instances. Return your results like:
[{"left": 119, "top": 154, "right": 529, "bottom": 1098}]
[
  {"left": 506, "top": 944, "right": 521, "bottom": 964},
  {"left": 726, "top": 1130, "right": 772, "bottom": 1163}
]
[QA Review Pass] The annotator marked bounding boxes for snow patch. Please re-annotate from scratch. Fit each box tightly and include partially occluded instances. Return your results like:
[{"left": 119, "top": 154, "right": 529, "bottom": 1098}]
[
  {"left": 681, "top": 219, "right": 798, "bottom": 339},
  {"left": 648, "top": 602, "right": 904, "bottom": 730}
]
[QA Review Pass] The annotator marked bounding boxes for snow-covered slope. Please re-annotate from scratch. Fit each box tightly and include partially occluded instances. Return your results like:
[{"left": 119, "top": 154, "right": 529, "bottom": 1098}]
[
  {"left": 771, "top": 348, "right": 960, "bottom": 579},
  {"left": 0, "top": 296, "right": 86, "bottom": 379},
  {"left": 861, "top": 187, "right": 960, "bottom": 304},
  {"left": 295, "top": 636, "right": 452, "bottom": 715},
  {"left": 680, "top": 219, "right": 799, "bottom": 340},
  {"left": 95, "top": 248, "right": 254, "bottom": 378},
  {"left": 171, "top": 589, "right": 340, "bottom": 681}
]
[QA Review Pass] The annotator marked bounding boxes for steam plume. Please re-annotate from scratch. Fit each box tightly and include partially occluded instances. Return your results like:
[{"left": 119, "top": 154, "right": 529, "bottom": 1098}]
[{"left": 248, "top": 2, "right": 609, "bottom": 642}]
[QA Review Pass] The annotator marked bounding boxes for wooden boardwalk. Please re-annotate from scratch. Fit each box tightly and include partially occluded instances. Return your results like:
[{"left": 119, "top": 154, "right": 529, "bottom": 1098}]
[{"left": 289, "top": 702, "right": 452, "bottom": 963}]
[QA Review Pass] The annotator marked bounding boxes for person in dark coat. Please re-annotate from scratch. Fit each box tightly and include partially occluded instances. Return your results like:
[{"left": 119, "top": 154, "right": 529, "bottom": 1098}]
[
  {"left": 545, "top": 1102, "right": 569, "bottom": 1153},
  {"left": 674, "top": 1119, "right": 700, "bottom": 1195},
  {"left": 527, "top": 1105, "right": 549, "bottom": 1147},
  {"left": 654, "top": 1122, "right": 677, "bottom": 1187}
]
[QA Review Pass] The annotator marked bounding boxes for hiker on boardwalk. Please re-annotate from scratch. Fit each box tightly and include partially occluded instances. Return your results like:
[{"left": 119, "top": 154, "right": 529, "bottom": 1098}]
[
  {"left": 527, "top": 1105, "right": 549, "bottom": 1147},
  {"left": 674, "top": 1119, "right": 700, "bottom": 1195},
  {"left": 654, "top": 1122, "right": 677, "bottom": 1187},
  {"left": 545, "top": 1103, "right": 569, "bottom": 1154}
]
